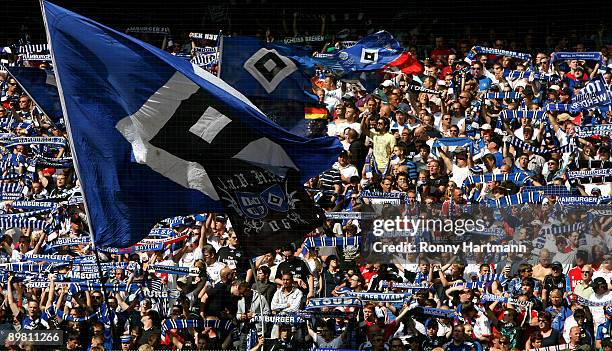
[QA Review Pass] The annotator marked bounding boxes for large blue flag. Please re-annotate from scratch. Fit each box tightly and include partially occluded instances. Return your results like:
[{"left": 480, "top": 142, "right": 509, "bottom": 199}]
[
  {"left": 42, "top": 1, "right": 341, "bottom": 251},
  {"left": 5, "top": 66, "right": 62, "bottom": 122}
]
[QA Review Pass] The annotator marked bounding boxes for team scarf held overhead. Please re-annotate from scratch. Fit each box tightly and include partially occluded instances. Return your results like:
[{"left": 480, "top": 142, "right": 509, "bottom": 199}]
[
  {"left": 463, "top": 172, "right": 531, "bottom": 188},
  {"left": 345, "top": 291, "right": 412, "bottom": 303},
  {"left": 498, "top": 110, "right": 547, "bottom": 123},
  {"left": 486, "top": 92, "right": 522, "bottom": 100},
  {"left": 574, "top": 124, "right": 612, "bottom": 137},
  {"left": 306, "top": 297, "right": 363, "bottom": 310},
  {"left": 465, "top": 46, "right": 532, "bottom": 63},
  {"left": 506, "top": 136, "right": 575, "bottom": 155},
  {"left": 570, "top": 75, "right": 612, "bottom": 112},
  {"left": 503, "top": 70, "right": 561, "bottom": 83},
  {"left": 431, "top": 137, "right": 474, "bottom": 155},
  {"left": 550, "top": 52, "right": 607, "bottom": 72}
]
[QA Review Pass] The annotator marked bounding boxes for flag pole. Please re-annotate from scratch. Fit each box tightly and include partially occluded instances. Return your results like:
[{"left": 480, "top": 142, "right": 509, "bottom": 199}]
[
  {"left": 216, "top": 30, "right": 223, "bottom": 78},
  {"left": 39, "top": 0, "right": 116, "bottom": 342}
]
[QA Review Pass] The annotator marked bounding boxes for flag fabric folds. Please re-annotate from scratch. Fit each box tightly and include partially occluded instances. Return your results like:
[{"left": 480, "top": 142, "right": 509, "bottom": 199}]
[
  {"left": 42, "top": 1, "right": 341, "bottom": 251},
  {"left": 4, "top": 66, "right": 63, "bottom": 122}
]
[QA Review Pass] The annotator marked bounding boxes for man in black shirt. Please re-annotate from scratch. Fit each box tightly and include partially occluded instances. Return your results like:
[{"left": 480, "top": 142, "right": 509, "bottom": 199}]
[
  {"left": 321, "top": 255, "right": 343, "bottom": 297},
  {"left": 275, "top": 245, "right": 314, "bottom": 301},
  {"left": 217, "top": 229, "right": 252, "bottom": 282},
  {"left": 422, "top": 318, "right": 448, "bottom": 351}
]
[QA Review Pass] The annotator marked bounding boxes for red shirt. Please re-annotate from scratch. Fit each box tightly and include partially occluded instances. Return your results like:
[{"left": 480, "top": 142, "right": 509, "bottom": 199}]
[{"left": 567, "top": 265, "right": 584, "bottom": 291}]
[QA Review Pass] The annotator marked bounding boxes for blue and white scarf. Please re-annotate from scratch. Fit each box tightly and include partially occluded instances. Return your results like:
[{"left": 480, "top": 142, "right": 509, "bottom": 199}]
[
  {"left": 522, "top": 186, "right": 573, "bottom": 196},
  {"left": 49, "top": 236, "right": 91, "bottom": 247},
  {"left": 251, "top": 314, "right": 305, "bottom": 325},
  {"left": 10, "top": 201, "right": 56, "bottom": 210},
  {"left": 463, "top": 173, "right": 530, "bottom": 187},
  {"left": 431, "top": 137, "right": 474, "bottom": 155},
  {"left": 567, "top": 169, "right": 612, "bottom": 179},
  {"left": 305, "top": 297, "right": 362, "bottom": 310},
  {"left": 0, "top": 217, "right": 52, "bottom": 232},
  {"left": 413, "top": 306, "right": 458, "bottom": 319},
  {"left": 550, "top": 52, "right": 606, "bottom": 72},
  {"left": 381, "top": 282, "right": 429, "bottom": 290},
  {"left": 544, "top": 103, "right": 571, "bottom": 112},
  {"left": 557, "top": 196, "right": 611, "bottom": 205},
  {"left": 499, "top": 110, "right": 547, "bottom": 122},
  {"left": 486, "top": 92, "right": 522, "bottom": 100},
  {"left": 574, "top": 124, "right": 612, "bottom": 137},
  {"left": 574, "top": 295, "right": 611, "bottom": 307},
  {"left": 23, "top": 254, "right": 72, "bottom": 263},
  {"left": 5, "top": 137, "right": 67, "bottom": 148},
  {"left": 324, "top": 212, "right": 377, "bottom": 220},
  {"left": 538, "top": 223, "right": 585, "bottom": 235},
  {"left": 406, "top": 84, "right": 442, "bottom": 96},
  {"left": 494, "top": 192, "right": 543, "bottom": 208},
  {"left": 466, "top": 46, "right": 531, "bottom": 63},
  {"left": 507, "top": 136, "right": 575, "bottom": 155},
  {"left": 148, "top": 264, "right": 197, "bottom": 276},
  {"left": 305, "top": 237, "right": 361, "bottom": 248},
  {"left": 346, "top": 291, "right": 411, "bottom": 302},
  {"left": 0, "top": 183, "right": 24, "bottom": 193}
]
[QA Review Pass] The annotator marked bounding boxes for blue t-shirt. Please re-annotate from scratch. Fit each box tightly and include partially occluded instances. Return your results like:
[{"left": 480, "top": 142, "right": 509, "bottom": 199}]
[
  {"left": 444, "top": 340, "right": 475, "bottom": 351},
  {"left": 596, "top": 319, "right": 612, "bottom": 341}
]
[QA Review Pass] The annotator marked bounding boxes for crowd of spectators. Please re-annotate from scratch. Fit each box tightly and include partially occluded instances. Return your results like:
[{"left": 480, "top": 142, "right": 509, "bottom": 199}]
[{"left": 0, "top": 16, "right": 611, "bottom": 351}]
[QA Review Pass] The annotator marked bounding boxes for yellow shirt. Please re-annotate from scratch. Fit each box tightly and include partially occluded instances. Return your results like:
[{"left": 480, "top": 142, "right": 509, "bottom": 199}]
[{"left": 371, "top": 129, "right": 396, "bottom": 173}]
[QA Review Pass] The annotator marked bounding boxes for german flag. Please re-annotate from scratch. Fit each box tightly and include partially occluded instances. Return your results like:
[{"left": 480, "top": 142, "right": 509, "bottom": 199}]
[{"left": 304, "top": 106, "right": 328, "bottom": 120}]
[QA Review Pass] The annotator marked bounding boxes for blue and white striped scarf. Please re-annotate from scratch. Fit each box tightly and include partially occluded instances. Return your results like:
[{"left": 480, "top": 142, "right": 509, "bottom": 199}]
[
  {"left": 494, "top": 192, "right": 543, "bottom": 208},
  {"left": 305, "top": 297, "right": 362, "bottom": 310},
  {"left": 305, "top": 237, "right": 361, "bottom": 248},
  {"left": 0, "top": 217, "right": 52, "bottom": 232},
  {"left": 538, "top": 223, "right": 585, "bottom": 236},
  {"left": 507, "top": 136, "right": 575, "bottom": 155},
  {"left": 544, "top": 103, "right": 571, "bottom": 112},
  {"left": 0, "top": 183, "right": 24, "bottom": 193},
  {"left": 32, "top": 155, "right": 73, "bottom": 168},
  {"left": 413, "top": 306, "right": 458, "bottom": 319},
  {"left": 499, "top": 110, "right": 547, "bottom": 122},
  {"left": 346, "top": 291, "right": 411, "bottom": 302},
  {"left": 466, "top": 46, "right": 531, "bottom": 63},
  {"left": 567, "top": 169, "right": 612, "bottom": 179},
  {"left": 574, "top": 124, "right": 612, "bottom": 137},
  {"left": 5, "top": 137, "right": 67, "bottom": 148},
  {"left": 148, "top": 264, "right": 196, "bottom": 276},
  {"left": 522, "top": 186, "right": 573, "bottom": 196},
  {"left": 431, "top": 137, "right": 474, "bottom": 155},
  {"left": 486, "top": 92, "right": 522, "bottom": 100},
  {"left": 574, "top": 295, "right": 611, "bottom": 307},
  {"left": 161, "top": 319, "right": 235, "bottom": 337},
  {"left": 463, "top": 173, "right": 530, "bottom": 187}
]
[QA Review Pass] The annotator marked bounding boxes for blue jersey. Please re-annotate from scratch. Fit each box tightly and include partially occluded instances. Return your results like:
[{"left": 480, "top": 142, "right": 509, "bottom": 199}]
[{"left": 444, "top": 341, "right": 475, "bottom": 351}]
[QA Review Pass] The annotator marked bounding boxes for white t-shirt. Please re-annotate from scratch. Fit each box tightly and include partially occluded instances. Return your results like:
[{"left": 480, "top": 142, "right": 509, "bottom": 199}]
[
  {"left": 324, "top": 88, "right": 343, "bottom": 111},
  {"left": 451, "top": 164, "right": 470, "bottom": 188}
]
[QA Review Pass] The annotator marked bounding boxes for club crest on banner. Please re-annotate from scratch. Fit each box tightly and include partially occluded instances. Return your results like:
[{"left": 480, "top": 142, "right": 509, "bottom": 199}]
[
  {"left": 360, "top": 48, "right": 379, "bottom": 64},
  {"left": 243, "top": 48, "right": 297, "bottom": 93}
]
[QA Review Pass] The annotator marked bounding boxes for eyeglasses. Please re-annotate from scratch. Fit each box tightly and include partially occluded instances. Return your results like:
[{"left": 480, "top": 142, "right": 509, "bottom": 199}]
[{"left": 8, "top": 82, "right": 17, "bottom": 85}]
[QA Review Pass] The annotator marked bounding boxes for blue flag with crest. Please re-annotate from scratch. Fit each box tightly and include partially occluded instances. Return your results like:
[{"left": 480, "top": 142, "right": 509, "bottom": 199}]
[
  {"left": 42, "top": 1, "right": 341, "bottom": 251},
  {"left": 5, "top": 66, "right": 63, "bottom": 122},
  {"left": 220, "top": 36, "right": 320, "bottom": 104}
]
